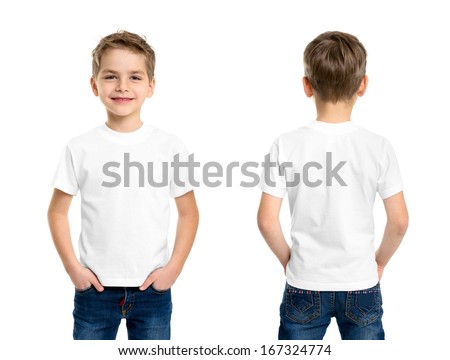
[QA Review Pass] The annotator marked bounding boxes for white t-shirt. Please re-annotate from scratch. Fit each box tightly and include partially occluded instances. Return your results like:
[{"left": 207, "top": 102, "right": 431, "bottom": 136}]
[
  {"left": 51, "top": 123, "right": 194, "bottom": 286},
  {"left": 260, "top": 120, "right": 403, "bottom": 291}
]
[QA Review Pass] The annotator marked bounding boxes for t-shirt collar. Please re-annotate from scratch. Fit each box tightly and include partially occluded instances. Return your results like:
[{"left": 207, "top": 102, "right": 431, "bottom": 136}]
[
  {"left": 99, "top": 122, "right": 154, "bottom": 145},
  {"left": 308, "top": 120, "right": 358, "bottom": 135}
]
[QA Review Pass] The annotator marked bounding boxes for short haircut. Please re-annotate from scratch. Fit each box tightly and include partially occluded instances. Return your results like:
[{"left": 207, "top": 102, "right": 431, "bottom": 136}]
[
  {"left": 303, "top": 31, "right": 367, "bottom": 103},
  {"left": 92, "top": 30, "right": 156, "bottom": 81}
]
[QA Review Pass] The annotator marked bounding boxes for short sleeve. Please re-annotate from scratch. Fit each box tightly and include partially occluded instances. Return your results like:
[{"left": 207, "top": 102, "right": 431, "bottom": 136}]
[
  {"left": 259, "top": 141, "right": 287, "bottom": 198},
  {"left": 51, "top": 145, "right": 79, "bottom": 196},
  {"left": 169, "top": 142, "right": 196, "bottom": 198},
  {"left": 377, "top": 140, "right": 403, "bottom": 199}
]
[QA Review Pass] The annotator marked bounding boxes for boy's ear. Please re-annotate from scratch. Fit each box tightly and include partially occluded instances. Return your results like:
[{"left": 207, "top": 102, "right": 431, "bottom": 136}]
[
  {"left": 357, "top": 75, "right": 369, "bottom": 97},
  {"left": 90, "top": 76, "right": 99, "bottom": 96},
  {"left": 147, "top": 78, "right": 156, "bottom": 98},
  {"left": 302, "top": 77, "right": 314, "bottom": 98}
]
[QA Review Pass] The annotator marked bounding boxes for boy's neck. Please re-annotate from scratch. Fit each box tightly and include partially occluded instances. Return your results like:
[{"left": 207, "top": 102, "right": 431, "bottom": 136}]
[
  {"left": 106, "top": 116, "right": 143, "bottom": 133},
  {"left": 315, "top": 98, "right": 356, "bottom": 124}
]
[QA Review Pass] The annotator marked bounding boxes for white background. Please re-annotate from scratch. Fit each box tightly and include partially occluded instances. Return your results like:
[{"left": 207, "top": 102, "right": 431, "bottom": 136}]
[{"left": 1, "top": 0, "right": 449, "bottom": 358}]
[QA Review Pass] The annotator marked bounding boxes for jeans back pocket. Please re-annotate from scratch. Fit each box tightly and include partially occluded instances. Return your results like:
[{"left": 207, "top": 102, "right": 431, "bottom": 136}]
[
  {"left": 345, "top": 284, "right": 382, "bottom": 326},
  {"left": 285, "top": 285, "right": 321, "bottom": 324}
]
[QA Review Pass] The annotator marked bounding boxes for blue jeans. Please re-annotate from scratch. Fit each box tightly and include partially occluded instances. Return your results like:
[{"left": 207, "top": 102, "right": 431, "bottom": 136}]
[
  {"left": 73, "top": 285, "right": 172, "bottom": 340},
  {"left": 279, "top": 283, "right": 384, "bottom": 340}
]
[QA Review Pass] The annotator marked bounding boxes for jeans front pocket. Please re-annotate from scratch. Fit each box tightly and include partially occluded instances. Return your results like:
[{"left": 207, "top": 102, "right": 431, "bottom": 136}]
[
  {"left": 74, "top": 285, "right": 94, "bottom": 294},
  {"left": 345, "top": 284, "right": 382, "bottom": 326},
  {"left": 285, "top": 284, "right": 321, "bottom": 324},
  {"left": 149, "top": 283, "right": 171, "bottom": 295}
]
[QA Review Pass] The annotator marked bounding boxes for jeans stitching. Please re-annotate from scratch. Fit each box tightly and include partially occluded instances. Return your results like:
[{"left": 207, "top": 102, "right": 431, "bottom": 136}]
[
  {"left": 74, "top": 286, "right": 94, "bottom": 294},
  {"left": 348, "top": 283, "right": 380, "bottom": 294},
  {"left": 285, "top": 286, "right": 321, "bottom": 324},
  {"left": 121, "top": 288, "right": 128, "bottom": 317},
  {"left": 149, "top": 284, "right": 171, "bottom": 294},
  {"left": 330, "top": 292, "right": 335, "bottom": 317},
  {"left": 345, "top": 291, "right": 381, "bottom": 326}
]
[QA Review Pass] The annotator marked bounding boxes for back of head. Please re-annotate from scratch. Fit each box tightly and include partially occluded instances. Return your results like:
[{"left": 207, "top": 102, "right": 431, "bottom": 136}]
[
  {"left": 303, "top": 31, "right": 367, "bottom": 103},
  {"left": 92, "top": 30, "right": 156, "bottom": 81}
]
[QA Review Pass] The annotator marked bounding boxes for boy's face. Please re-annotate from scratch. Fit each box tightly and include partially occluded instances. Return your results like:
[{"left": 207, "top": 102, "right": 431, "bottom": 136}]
[{"left": 90, "top": 48, "right": 154, "bottom": 121}]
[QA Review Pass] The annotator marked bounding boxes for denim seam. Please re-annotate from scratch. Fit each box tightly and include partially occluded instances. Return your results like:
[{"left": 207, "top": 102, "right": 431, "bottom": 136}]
[
  {"left": 330, "top": 292, "right": 335, "bottom": 317},
  {"left": 285, "top": 290, "right": 321, "bottom": 324},
  {"left": 149, "top": 284, "right": 171, "bottom": 295},
  {"left": 344, "top": 291, "right": 381, "bottom": 326},
  {"left": 121, "top": 288, "right": 128, "bottom": 318},
  {"left": 74, "top": 286, "right": 94, "bottom": 294}
]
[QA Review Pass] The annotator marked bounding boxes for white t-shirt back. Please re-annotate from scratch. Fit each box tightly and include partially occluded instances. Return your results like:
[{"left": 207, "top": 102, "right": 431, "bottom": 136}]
[
  {"left": 260, "top": 120, "right": 403, "bottom": 291},
  {"left": 51, "top": 123, "right": 194, "bottom": 286}
]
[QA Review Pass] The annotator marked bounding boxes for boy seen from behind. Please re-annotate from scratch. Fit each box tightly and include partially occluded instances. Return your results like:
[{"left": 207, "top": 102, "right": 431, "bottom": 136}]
[{"left": 257, "top": 31, "right": 408, "bottom": 340}]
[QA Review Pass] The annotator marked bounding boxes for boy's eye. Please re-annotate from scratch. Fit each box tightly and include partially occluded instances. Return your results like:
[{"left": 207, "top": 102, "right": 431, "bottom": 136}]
[
  {"left": 104, "top": 75, "right": 117, "bottom": 80},
  {"left": 131, "top": 76, "right": 142, "bottom": 81}
]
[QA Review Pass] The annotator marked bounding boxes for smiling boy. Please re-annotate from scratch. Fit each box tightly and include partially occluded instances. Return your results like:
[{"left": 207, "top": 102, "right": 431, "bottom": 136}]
[{"left": 47, "top": 30, "right": 199, "bottom": 340}]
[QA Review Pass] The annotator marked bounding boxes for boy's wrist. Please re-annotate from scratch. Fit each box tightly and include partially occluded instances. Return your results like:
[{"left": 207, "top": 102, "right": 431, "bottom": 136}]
[
  {"left": 64, "top": 260, "right": 83, "bottom": 275},
  {"left": 165, "top": 261, "right": 183, "bottom": 277}
]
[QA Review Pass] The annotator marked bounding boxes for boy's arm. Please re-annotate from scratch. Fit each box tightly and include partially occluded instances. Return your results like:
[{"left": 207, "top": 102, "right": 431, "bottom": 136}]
[
  {"left": 140, "top": 190, "right": 199, "bottom": 291},
  {"left": 257, "top": 193, "right": 291, "bottom": 272},
  {"left": 47, "top": 189, "right": 104, "bottom": 291},
  {"left": 375, "top": 191, "right": 409, "bottom": 280}
]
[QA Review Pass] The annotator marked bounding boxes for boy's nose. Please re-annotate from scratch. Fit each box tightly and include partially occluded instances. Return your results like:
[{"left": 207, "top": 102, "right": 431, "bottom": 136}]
[{"left": 115, "top": 79, "right": 129, "bottom": 92}]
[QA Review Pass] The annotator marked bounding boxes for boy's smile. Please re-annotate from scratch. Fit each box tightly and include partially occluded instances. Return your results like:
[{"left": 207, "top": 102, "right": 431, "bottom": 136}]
[
  {"left": 90, "top": 48, "right": 154, "bottom": 124},
  {"left": 111, "top": 97, "right": 134, "bottom": 104}
]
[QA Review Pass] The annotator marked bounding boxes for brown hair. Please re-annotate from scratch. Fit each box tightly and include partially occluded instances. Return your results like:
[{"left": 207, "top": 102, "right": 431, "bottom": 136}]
[
  {"left": 303, "top": 31, "right": 367, "bottom": 103},
  {"left": 92, "top": 30, "right": 155, "bottom": 80}
]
